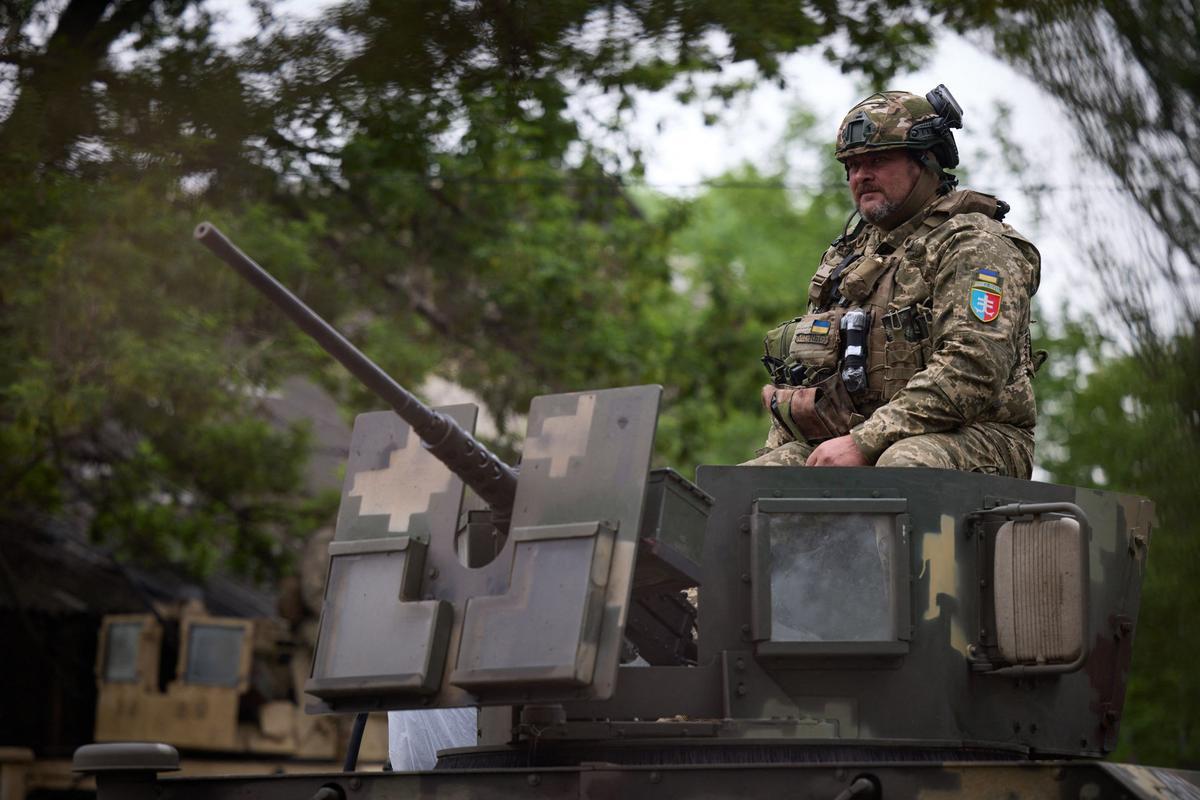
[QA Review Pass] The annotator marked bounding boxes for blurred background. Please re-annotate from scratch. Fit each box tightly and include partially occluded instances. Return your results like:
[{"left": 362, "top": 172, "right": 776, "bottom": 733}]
[{"left": 1, "top": 0, "right": 1196, "bottom": 782}]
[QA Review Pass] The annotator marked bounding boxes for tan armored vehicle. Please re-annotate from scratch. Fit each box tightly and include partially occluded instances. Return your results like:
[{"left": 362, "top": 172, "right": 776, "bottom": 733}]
[{"left": 93, "top": 601, "right": 390, "bottom": 761}]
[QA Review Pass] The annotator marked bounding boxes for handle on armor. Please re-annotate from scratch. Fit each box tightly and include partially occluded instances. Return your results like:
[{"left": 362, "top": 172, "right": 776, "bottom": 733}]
[{"left": 194, "top": 222, "right": 518, "bottom": 518}]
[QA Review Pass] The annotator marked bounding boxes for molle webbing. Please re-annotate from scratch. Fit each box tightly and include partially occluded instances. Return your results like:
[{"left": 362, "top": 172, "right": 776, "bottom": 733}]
[
  {"left": 914, "top": 190, "right": 1006, "bottom": 239},
  {"left": 810, "top": 252, "right": 860, "bottom": 310},
  {"left": 814, "top": 191, "right": 1007, "bottom": 313},
  {"left": 839, "top": 255, "right": 892, "bottom": 304}
]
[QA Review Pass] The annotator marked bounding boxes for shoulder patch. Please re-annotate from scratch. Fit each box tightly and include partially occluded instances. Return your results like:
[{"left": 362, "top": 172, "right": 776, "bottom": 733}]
[{"left": 970, "top": 284, "right": 1002, "bottom": 323}]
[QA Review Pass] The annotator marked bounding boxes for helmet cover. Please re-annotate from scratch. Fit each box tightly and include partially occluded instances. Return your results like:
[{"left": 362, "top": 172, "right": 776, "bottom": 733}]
[{"left": 835, "top": 91, "right": 945, "bottom": 163}]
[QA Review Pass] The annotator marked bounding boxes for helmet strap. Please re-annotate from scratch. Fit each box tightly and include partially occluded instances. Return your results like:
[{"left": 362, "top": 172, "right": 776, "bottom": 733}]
[
  {"left": 873, "top": 158, "right": 940, "bottom": 230},
  {"left": 917, "top": 151, "right": 957, "bottom": 194},
  {"left": 832, "top": 208, "right": 867, "bottom": 251}
]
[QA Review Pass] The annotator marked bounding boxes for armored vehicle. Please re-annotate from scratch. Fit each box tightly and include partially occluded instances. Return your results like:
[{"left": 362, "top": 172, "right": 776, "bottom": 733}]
[
  {"left": 69, "top": 224, "right": 1198, "bottom": 799},
  {"left": 0, "top": 541, "right": 387, "bottom": 799},
  {"left": 93, "top": 601, "right": 388, "bottom": 764}
]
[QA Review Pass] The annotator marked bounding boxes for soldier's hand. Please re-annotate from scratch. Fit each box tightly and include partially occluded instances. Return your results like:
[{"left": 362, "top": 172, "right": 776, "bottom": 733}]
[
  {"left": 760, "top": 384, "right": 780, "bottom": 410},
  {"left": 762, "top": 385, "right": 807, "bottom": 443},
  {"left": 806, "top": 434, "right": 869, "bottom": 467}
]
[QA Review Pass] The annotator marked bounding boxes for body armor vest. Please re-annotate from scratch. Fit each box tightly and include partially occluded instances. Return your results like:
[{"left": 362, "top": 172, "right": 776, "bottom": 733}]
[{"left": 761, "top": 189, "right": 1035, "bottom": 443}]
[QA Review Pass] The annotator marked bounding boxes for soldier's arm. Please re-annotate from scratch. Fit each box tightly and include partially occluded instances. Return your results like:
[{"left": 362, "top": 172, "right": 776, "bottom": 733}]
[
  {"left": 763, "top": 416, "right": 794, "bottom": 450},
  {"left": 758, "top": 293, "right": 827, "bottom": 453},
  {"left": 850, "top": 225, "right": 1033, "bottom": 462}
]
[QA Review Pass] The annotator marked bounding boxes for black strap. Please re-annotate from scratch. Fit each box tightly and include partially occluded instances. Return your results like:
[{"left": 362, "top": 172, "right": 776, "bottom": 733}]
[
  {"left": 824, "top": 252, "right": 862, "bottom": 309},
  {"left": 831, "top": 213, "right": 866, "bottom": 248}
]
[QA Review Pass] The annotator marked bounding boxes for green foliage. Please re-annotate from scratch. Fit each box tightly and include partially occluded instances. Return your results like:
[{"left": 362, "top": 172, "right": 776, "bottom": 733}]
[
  {"left": 975, "top": 0, "right": 1200, "bottom": 768},
  {"left": 0, "top": 172, "right": 325, "bottom": 581},
  {"left": 4, "top": 0, "right": 922, "bottom": 582},
  {"left": 650, "top": 153, "right": 852, "bottom": 473}
]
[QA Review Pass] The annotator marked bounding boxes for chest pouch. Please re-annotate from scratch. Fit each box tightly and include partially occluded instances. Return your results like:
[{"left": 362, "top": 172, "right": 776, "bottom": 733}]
[
  {"left": 881, "top": 303, "right": 933, "bottom": 343},
  {"left": 879, "top": 303, "right": 934, "bottom": 400},
  {"left": 762, "top": 317, "right": 807, "bottom": 386},
  {"left": 761, "top": 309, "right": 847, "bottom": 387},
  {"left": 787, "top": 309, "right": 845, "bottom": 379},
  {"left": 839, "top": 255, "right": 891, "bottom": 304}
]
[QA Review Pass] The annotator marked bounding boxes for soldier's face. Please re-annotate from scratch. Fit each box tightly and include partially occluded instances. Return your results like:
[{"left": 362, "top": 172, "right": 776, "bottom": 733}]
[{"left": 845, "top": 150, "right": 922, "bottom": 225}]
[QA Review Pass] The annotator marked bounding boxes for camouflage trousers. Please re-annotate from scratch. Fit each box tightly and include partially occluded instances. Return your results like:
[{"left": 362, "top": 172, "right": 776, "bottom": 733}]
[{"left": 741, "top": 422, "right": 1034, "bottom": 478}]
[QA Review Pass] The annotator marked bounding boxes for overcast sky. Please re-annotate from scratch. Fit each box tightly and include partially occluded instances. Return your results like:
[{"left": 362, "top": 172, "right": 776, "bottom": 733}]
[{"left": 609, "top": 33, "right": 1129, "bottom": 322}]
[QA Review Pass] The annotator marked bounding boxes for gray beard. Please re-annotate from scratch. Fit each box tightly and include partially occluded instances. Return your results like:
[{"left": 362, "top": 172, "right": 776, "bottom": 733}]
[{"left": 859, "top": 198, "right": 897, "bottom": 224}]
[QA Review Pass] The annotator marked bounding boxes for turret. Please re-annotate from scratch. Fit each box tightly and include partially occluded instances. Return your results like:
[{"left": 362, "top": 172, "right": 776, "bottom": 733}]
[{"left": 194, "top": 223, "right": 705, "bottom": 717}]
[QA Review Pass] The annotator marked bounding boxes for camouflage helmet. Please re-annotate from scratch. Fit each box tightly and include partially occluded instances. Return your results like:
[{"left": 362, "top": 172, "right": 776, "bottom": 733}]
[{"left": 835, "top": 85, "right": 962, "bottom": 169}]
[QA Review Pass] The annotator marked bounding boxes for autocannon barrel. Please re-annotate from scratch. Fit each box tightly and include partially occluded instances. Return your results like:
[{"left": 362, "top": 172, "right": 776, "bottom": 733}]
[{"left": 194, "top": 222, "right": 518, "bottom": 517}]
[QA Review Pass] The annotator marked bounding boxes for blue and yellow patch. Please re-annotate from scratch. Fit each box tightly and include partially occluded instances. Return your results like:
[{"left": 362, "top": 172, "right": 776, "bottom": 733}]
[
  {"left": 976, "top": 267, "right": 1001, "bottom": 285},
  {"left": 810, "top": 319, "right": 831, "bottom": 335}
]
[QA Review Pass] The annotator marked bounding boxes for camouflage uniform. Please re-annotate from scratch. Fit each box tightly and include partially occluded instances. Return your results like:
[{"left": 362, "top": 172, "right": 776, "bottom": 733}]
[{"left": 748, "top": 90, "right": 1040, "bottom": 477}]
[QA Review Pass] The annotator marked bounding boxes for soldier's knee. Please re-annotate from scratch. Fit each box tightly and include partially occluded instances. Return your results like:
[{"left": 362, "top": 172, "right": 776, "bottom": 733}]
[
  {"left": 876, "top": 438, "right": 956, "bottom": 469},
  {"left": 740, "top": 441, "right": 813, "bottom": 467}
]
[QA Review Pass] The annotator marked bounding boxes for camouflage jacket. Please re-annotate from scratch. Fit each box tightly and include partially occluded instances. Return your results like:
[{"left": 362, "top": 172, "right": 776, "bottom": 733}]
[{"left": 763, "top": 189, "right": 1041, "bottom": 461}]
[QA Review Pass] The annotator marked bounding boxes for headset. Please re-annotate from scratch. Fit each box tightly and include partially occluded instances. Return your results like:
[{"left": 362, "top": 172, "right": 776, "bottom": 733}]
[{"left": 909, "top": 84, "right": 963, "bottom": 169}]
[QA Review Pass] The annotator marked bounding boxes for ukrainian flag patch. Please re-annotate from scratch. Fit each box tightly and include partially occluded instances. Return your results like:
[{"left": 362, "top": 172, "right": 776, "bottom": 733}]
[
  {"left": 810, "top": 319, "right": 831, "bottom": 335},
  {"left": 975, "top": 268, "right": 1001, "bottom": 285}
]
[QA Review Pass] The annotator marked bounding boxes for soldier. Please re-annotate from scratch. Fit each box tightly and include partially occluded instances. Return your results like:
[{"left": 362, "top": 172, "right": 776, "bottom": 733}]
[{"left": 746, "top": 86, "right": 1040, "bottom": 477}]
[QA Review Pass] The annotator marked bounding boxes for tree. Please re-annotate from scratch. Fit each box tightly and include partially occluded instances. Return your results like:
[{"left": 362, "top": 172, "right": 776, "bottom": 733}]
[
  {"left": 970, "top": 0, "right": 1200, "bottom": 340},
  {"left": 969, "top": 1, "right": 1200, "bottom": 767},
  {"left": 0, "top": 1, "right": 942, "bottom": 578},
  {"left": 647, "top": 110, "right": 852, "bottom": 472}
]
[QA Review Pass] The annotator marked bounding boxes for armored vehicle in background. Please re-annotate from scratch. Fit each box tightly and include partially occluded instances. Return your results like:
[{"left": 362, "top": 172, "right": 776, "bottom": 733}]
[
  {"left": 69, "top": 224, "right": 1196, "bottom": 799},
  {"left": 93, "top": 602, "right": 388, "bottom": 764}
]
